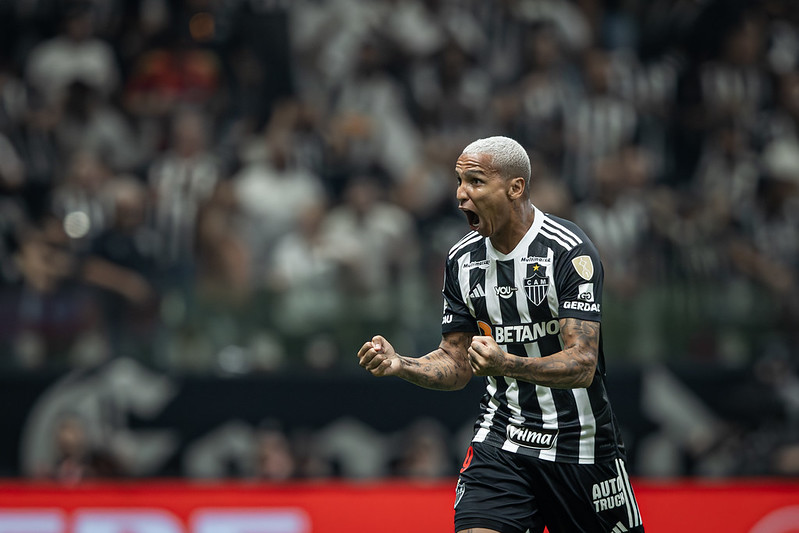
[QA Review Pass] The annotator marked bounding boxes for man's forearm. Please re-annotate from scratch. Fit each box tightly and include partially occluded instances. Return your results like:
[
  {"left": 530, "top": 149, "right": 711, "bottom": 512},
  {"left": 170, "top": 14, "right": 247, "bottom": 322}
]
[
  {"left": 502, "top": 346, "right": 596, "bottom": 389},
  {"left": 396, "top": 349, "right": 473, "bottom": 391},
  {"left": 502, "top": 318, "right": 599, "bottom": 389}
]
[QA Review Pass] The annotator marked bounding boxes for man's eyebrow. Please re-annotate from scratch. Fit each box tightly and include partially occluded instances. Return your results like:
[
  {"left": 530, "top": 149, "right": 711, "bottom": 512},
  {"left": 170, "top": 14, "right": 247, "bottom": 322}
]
[{"left": 458, "top": 169, "right": 487, "bottom": 178}]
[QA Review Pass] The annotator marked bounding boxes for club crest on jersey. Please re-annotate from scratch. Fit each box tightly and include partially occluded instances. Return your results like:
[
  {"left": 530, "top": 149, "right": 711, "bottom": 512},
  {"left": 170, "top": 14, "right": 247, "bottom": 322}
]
[
  {"left": 572, "top": 255, "right": 594, "bottom": 281},
  {"left": 523, "top": 263, "right": 548, "bottom": 306}
]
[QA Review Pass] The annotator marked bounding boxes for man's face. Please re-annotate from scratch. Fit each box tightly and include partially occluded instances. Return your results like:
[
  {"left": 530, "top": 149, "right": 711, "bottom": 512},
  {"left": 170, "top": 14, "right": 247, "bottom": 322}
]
[{"left": 455, "top": 152, "right": 512, "bottom": 237}]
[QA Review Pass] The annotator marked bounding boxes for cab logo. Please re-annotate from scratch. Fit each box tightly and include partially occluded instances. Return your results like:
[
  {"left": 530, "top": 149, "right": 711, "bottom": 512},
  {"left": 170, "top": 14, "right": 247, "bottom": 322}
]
[
  {"left": 523, "top": 273, "right": 548, "bottom": 306},
  {"left": 0, "top": 509, "right": 310, "bottom": 533}
]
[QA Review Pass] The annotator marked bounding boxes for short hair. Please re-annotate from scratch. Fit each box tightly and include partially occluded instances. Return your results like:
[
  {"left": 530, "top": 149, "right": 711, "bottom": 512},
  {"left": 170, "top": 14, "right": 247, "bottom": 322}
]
[{"left": 461, "top": 136, "right": 531, "bottom": 190}]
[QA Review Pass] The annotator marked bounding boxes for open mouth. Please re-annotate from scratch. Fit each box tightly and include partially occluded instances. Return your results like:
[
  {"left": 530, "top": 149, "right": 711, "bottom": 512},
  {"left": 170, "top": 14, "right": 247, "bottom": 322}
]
[{"left": 463, "top": 209, "right": 480, "bottom": 230}]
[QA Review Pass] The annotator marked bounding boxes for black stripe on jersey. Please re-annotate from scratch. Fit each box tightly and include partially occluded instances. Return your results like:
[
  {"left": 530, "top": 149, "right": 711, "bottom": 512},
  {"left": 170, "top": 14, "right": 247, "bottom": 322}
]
[
  {"left": 495, "top": 260, "right": 524, "bottom": 356},
  {"left": 468, "top": 246, "right": 488, "bottom": 323}
]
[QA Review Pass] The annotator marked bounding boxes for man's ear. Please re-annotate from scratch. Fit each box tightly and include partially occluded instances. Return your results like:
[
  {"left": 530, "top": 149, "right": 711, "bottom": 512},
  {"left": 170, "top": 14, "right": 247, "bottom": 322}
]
[{"left": 507, "top": 176, "right": 526, "bottom": 201}]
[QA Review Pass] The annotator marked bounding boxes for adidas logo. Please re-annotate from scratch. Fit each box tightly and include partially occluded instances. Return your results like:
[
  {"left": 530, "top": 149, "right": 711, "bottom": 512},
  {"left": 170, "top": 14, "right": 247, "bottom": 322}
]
[
  {"left": 469, "top": 286, "right": 485, "bottom": 299},
  {"left": 611, "top": 521, "right": 628, "bottom": 532}
]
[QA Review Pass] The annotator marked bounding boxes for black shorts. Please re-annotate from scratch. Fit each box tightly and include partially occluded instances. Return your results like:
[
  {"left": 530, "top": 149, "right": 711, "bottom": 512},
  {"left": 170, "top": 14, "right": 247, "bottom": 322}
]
[{"left": 454, "top": 442, "right": 644, "bottom": 533}]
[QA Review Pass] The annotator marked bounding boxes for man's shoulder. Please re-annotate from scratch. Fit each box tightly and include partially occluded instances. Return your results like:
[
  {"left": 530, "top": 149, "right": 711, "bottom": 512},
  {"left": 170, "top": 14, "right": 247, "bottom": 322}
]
[
  {"left": 446, "top": 231, "right": 484, "bottom": 262},
  {"left": 538, "top": 212, "right": 594, "bottom": 252}
]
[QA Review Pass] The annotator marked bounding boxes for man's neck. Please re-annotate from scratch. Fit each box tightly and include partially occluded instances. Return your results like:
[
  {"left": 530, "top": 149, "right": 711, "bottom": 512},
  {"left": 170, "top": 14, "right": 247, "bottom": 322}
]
[{"left": 490, "top": 202, "right": 535, "bottom": 255}]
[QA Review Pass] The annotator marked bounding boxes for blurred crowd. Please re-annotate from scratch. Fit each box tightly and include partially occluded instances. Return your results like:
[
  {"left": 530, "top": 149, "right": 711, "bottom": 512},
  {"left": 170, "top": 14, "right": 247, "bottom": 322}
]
[
  {"left": 0, "top": 0, "right": 798, "bottom": 379},
  {"left": 34, "top": 410, "right": 464, "bottom": 483}
]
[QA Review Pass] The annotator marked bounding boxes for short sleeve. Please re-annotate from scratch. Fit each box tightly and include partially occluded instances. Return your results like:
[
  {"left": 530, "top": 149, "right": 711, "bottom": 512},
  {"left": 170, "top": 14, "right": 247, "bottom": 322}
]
[
  {"left": 555, "top": 239, "right": 604, "bottom": 322},
  {"left": 441, "top": 257, "right": 479, "bottom": 335}
]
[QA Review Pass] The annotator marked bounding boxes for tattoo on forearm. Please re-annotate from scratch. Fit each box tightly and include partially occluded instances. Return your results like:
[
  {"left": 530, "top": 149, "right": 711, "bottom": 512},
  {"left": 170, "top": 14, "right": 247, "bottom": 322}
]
[
  {"left": 563, "top": 318, "right": 600, "bottom": 351},
  {"left": 529, "top": 318, "right": 599, "bottom": 388},
  {"left": 401, "top": 332, "right": 473, "bottom": 390}
]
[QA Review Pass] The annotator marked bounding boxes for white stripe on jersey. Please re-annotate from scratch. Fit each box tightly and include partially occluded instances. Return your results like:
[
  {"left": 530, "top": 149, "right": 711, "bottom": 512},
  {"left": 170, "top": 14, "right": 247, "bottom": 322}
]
[
  {"left": 501, "top": 441, "right": 519, "bottom": 452},
  {"left": 505, "top": 379, "right": 525, "bottom": 428},
  {"left": 484, "top": 257, "right": 500, "bottom": 324},
  {"left": 473, "top": 376, "right": 499, "bottom": 442},
  {"left": 543, "top": 218, "right": 583, "bottom": 247},
  {"left": 501, "top": 377, "right": 523, "bottom": 454},
  {"left": 545, "top": 247, "right": 559, "bottom": 317},
  {"left": 616, "top": 458, "right": 642, "bottom": 528},
  {"left": 540, "top": 227, "right": 576, "bottom": 251},
  {"left": 527, "top": 341, "right": 560, "bottom": 462},
  {"left": 574, "top": 387, "right": 597, "bottom": 463},
  {"left": 449, "top": 231, "right": 481, "bottom": 259},
  {"left": 450, "top": 230, "right": 479, "bottom": 253}
]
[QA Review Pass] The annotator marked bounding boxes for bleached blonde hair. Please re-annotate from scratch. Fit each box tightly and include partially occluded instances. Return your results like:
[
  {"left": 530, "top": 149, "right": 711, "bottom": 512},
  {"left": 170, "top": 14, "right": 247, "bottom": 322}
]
[{"left": 461, "top": 136, "right": 531, "bottom": 193}]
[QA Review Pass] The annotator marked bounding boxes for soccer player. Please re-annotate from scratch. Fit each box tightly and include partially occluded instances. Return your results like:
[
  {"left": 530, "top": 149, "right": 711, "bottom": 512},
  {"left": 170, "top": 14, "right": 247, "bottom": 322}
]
[{"left": 357, "top": 136, "right": 644, "bottom": 533}]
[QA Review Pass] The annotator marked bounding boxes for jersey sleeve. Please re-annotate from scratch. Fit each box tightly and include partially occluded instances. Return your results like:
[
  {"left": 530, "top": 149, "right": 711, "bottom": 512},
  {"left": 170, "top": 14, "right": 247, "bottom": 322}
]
[
  {"left": 554, "top": 238, "right": 604, "bottom": 322},
  {"left": 441, "top": 257, "right": 479, "bottom": 335}
]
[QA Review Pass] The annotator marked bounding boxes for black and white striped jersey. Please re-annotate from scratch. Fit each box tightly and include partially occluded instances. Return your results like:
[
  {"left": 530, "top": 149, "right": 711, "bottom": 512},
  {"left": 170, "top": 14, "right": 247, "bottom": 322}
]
[{"left": 441, "top": 205, "right": 626, "bottom": 464}]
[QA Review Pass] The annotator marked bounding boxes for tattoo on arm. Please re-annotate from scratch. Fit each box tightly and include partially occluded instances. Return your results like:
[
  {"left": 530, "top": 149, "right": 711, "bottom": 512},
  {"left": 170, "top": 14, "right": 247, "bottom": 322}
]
[
  {"left": 522, "top": 318, "right": 599, "bottom": 389},
  {"left": 400, "top": 331, "right": 473, "bottom": 390},
  {"left": 562, "top": 318, "right": 600, "bottom": 352}
]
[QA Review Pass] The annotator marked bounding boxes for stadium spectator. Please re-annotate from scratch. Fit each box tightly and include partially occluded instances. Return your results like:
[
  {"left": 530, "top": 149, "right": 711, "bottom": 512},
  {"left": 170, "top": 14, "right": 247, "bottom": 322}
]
[
  {"left": 324, "top": 177, "right": 421, "bottom": 350},
  {"left": 148, "top": 106, "right": 221, "bottom": 273},
  {"left": 55, "top": 81, "right": 141, "bottom": 173},
  {"left": 34, "top": 412, "right": 125, "bottom": 483},
  {"left": 50, "top": 149, "right": 112, "bottom": 244},
  {"left": 391, "top": 418, "right": 453, "bottom": 480},
  {"left": 491, "top": 21, "right": 577, "bottom": 173},
  {"left": 11, "top": 91, "right": 61, "bottom": 190},
  {"left": 194, "top": 181, "right": 251, "bottom": 308},
  {"left": 123, "top": 32, "right": 222, "bottom": 160},
  {"left": 82, "top": 175, "right": 161, "bottom": 360},
  {"left": 0, "top": 66, "right": 27, "bottom": 135},
  {"left": 574, "top": 146, "right": 662, "bottom": 360},
  {"left": 232, "top": 131, "right": 325, "bottom": 276},
  {"left": 24, "top": 2, "right": 120, "bottom": 106},
  {"left": 264, "top": 196, "right": 347, "bottom": 367},
  {"left": 407, "top": 36, "right": 493, "bottom": 138},
  {"left": 254, "top": 420, "right": 298, "bottom": 481},
  {"left": 327, "top": 36, "right": 422, "bottom": 184},
  {"left": 3, "top": 212, "right": 101, "bottom": 369},
  {"left": 564, "top": 46, "right": 639, "bottom": 199},
  {"left": 0, "top": 131, "right": 25, "bottom": 192}
]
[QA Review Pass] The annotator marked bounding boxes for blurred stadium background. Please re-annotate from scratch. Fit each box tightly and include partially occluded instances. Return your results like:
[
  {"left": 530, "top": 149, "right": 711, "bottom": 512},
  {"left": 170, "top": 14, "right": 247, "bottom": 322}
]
[{"left": 0, "top": 0, "right": 797, "bottom": 531}]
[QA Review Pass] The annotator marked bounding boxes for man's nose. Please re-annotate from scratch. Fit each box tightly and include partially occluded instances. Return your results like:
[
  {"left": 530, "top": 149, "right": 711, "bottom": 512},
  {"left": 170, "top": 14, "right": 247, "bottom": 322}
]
[{"left": 456, "top": 182, "right": 468, "bottom": 202}]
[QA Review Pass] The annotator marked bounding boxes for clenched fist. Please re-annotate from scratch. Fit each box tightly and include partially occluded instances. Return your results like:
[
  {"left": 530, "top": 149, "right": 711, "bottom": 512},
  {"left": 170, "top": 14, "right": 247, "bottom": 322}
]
[
  {"left": 467, "top": 335, "right": 512, "bottom": 376},
  {"left": 357, "top": 335, "right": 402, "bottom": 377}
]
